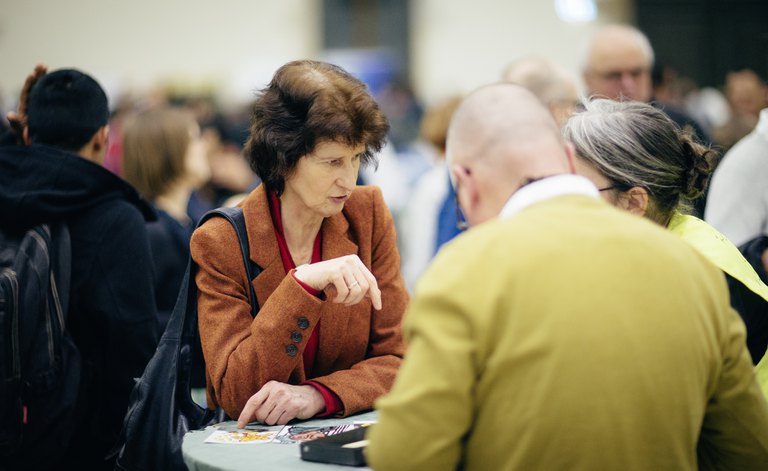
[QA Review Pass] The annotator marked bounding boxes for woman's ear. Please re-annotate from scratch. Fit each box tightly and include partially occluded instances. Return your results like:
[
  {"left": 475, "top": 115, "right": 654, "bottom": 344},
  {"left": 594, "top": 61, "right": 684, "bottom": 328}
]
[{"left": 617, "top": 186, "right": 649, "bottom": 217}]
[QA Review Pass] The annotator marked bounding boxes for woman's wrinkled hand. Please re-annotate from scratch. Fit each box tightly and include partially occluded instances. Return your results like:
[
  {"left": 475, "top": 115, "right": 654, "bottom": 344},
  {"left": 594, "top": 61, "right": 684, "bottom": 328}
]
[
  {"left": 294, "top": 255, "right": 382, "bottom": 310},
  {"left": 236, "top": 381, "right": 325, "bottom": 428}
]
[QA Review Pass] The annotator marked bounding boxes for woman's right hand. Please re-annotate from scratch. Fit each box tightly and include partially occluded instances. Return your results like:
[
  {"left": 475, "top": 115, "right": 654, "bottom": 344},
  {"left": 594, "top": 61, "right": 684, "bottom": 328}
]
[{"left": 294, "top": 255, "right": 382, "bottom": 310}]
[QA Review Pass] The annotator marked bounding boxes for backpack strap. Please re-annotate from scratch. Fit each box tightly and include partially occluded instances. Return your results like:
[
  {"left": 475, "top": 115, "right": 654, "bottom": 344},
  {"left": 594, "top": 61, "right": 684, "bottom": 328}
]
[
  {"left": 197, "top": 207, "right": 260, "bottom": 316},
  {"left": 48, "top": 223, "right": 72, "bottom": 322}
]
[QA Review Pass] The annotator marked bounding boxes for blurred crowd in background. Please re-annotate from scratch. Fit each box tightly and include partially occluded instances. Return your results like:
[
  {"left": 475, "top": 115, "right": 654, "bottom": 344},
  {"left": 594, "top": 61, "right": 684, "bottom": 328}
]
[{"left": 1, "top": 32, "right": 766, "bottom": 293}]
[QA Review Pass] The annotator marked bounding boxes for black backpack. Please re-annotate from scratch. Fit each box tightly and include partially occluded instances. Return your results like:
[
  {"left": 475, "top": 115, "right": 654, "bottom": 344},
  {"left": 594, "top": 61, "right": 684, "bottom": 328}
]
[{"left": 0, "top": 222, "right": 83, "bottom": 469}]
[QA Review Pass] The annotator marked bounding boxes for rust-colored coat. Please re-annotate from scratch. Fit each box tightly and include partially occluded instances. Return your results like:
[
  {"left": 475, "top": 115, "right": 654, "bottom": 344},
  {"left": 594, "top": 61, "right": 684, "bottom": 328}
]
[{"left": 190, "top": 185, "right": 407, "bottom": 419}]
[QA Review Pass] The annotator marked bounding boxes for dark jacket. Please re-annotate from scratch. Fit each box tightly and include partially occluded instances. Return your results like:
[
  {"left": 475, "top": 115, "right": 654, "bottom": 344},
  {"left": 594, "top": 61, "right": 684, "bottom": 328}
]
[
  {"left": 147, "top": 209, "right": 192, "bottom": 330},
  {"left": 145, "top": 208, "right": 207, "bottom": 388},
  {"left": 737, "top": 235, "right": 768, "bottom": 362},
  {"left": 0, "top": 144, "right": 160, "bottom": 469}
]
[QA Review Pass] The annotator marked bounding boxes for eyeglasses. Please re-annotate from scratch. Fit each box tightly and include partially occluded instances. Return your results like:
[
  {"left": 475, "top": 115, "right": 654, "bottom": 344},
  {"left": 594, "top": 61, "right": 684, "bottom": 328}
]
[
  {"left": 598, "top": 186, "right": 616, "bottom": 192},
  {"left": 455, "top": 194, "right": 468, "bottom": 231},
  {"left": 452, "top": 167, "right": 470, "bottom": 231}
]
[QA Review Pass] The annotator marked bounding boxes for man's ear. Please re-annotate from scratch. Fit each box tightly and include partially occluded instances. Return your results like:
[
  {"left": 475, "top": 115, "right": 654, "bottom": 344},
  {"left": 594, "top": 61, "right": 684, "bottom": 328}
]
[
  {"left": 617, "top": 186, "right": 649, "bottom": 217},
  {"left": 450, "top": 164, "right": 473, "bottom": 196},
  {"left": 450, "top": 163, "right": 477, "bottom": 215},
  {"left": 93, "top": 125, "right": 109, "bottom": 152},
  {"left": 78, "top": 125, "right": 110, "bottom": 163}
]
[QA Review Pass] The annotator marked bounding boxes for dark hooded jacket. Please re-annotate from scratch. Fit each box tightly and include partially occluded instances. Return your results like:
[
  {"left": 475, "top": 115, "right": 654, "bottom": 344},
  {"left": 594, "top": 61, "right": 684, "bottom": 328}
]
[{"left": 0, "top": 144, "right": 159, "bottom": 469}]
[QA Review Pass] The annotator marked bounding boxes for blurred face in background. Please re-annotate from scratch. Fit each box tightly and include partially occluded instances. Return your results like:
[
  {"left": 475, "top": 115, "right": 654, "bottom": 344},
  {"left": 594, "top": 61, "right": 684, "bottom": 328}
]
[
  {"left": 184, "top": 124, "right": 210, "bottom": 189},
  {"left": 584, "top": 31, "right": 653, "bottom": 103},
  {"left": 725, "top": 69, "right": 768, "bottom": 118}
]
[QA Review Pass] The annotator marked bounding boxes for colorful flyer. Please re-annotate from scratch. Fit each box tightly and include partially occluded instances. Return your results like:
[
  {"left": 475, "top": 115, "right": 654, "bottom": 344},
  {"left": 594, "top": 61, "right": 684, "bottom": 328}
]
[{"left": 204, "top": 428, "right": 280, "bottom": 444}]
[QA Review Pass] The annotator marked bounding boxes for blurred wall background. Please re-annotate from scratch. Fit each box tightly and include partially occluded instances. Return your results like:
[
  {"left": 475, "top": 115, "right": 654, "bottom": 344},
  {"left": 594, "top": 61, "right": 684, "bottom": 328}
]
[
  {"left": 0, "top": 0, "right": 630, "bottom": 109},
  {"left": 0, "top": 0, "right": 321, "bottom": 107},
  {"left": 410, "top": 0, "right": 631, "bottom": 103},
  {"left": 1, "top": 0, "right": 764, "bottom": 111}
]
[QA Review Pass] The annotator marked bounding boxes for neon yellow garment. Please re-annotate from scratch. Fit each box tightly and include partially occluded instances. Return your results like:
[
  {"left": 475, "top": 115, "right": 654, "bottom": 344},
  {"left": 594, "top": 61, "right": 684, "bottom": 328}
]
[{"left": 668, "top": 211, "right": 768, "bottom": 397}]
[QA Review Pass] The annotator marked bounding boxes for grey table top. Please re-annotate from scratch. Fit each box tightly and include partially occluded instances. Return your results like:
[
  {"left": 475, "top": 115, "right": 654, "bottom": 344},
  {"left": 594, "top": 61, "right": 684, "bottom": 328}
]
[{"left": 182, "top": 411, "right": 377, "bottom": 471}]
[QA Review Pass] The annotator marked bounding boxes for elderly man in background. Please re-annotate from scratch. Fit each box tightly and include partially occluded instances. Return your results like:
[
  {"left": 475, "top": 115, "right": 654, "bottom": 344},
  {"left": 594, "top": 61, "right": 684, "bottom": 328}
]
[
  {"left": 582, "top": 24, "right": 709, "bottom": 142},
  {"left": 366, "top": 83, "right": 768, "bottom": 471}
]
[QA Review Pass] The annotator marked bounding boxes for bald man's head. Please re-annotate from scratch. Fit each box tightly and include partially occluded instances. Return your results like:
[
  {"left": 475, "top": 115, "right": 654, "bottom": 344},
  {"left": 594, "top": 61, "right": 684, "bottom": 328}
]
[
  {"left": 446, "top": 84, "right": 573, "bottom": 226},
  {"left": 502, "top": 56, "right": 579, "bottom": 126},
  {"left": 583, "top": 25, "right": 654, "bottom": 102}
]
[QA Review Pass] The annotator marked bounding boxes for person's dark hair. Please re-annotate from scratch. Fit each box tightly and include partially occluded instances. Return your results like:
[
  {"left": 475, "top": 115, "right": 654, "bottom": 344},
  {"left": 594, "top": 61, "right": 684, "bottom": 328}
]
[
  {"left": 26, "top": 69, "right": 109, "bottom": 152},
  {"left": 244, "top": 60, "right": 390, "bottom": 195},
  {"left": 563, "top": 98, "right": 718, "bottom": 221}
]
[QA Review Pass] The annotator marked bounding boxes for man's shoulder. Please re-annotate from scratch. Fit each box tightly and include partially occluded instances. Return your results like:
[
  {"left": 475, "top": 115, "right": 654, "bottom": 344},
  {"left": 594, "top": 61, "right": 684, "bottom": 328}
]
[{"left": 433, "top": 195, "right": 705, "bottom": 276}]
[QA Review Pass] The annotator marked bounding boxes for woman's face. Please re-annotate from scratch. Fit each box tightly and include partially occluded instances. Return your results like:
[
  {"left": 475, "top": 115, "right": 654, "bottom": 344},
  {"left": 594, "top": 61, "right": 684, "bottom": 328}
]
[
  {"left": 573, "top": 157, "right": 621, "bottom": 206},
  {"left": 184, "top": 124, "right": 210, "bottom": 189},
  {"left": 282, "top": 140, "right": 365, "bottom": 220}
]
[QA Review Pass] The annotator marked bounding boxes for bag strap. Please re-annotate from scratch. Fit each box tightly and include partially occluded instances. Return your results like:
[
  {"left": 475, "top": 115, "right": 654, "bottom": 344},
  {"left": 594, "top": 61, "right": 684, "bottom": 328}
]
[
  {"left": 197, "top": 207, "right": 260, "bottom": 316},
  {"left": 48, "top": 222, "right": 72, "bottom": 322}
]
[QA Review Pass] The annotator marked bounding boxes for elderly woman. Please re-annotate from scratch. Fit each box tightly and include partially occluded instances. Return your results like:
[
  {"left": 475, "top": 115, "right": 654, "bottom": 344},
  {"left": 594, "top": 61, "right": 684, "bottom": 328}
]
[
  {"left": 190, "top": 60, "right": 407, "bottom": 427},
  {"left": 563, "top": 99, "right": 768, "bottom": 374}
]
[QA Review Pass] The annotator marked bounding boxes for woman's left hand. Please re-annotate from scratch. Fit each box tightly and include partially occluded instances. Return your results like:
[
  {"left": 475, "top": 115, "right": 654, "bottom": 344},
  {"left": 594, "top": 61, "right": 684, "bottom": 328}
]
[{"left": 236, "top": 381, "right": 325, "bottom": 428}]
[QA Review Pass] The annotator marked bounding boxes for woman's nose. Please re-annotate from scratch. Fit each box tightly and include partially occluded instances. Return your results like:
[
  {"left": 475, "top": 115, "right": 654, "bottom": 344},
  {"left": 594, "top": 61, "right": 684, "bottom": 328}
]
[{"left": 338, "top": 162, "right": 358, "bottom": 189}]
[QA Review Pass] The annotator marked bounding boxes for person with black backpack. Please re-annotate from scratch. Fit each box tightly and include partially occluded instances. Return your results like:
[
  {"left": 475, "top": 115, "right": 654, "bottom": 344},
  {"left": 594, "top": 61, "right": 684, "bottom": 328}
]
[{"left": 0, "top": 66, "right": 160, "bottom": 470}]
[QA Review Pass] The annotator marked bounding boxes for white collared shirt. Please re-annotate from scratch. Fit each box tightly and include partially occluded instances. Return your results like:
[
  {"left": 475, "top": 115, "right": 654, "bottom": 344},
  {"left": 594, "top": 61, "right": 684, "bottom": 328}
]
[
  {"left": 499, "top": 174, "right": 599, "bottom": 220},
  {"left": 755, "top": 108, "right": 768, "bottom": 139}
]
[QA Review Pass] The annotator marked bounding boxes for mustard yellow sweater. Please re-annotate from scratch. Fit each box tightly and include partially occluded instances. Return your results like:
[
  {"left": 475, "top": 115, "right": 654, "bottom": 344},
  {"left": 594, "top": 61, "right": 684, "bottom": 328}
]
[{"left": 369, "top": 196, "right": 768, "bottom": 471}]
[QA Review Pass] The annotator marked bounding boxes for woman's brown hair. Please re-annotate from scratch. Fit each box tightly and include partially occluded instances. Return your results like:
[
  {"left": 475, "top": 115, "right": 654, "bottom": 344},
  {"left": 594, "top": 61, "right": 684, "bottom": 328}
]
[
  {"left": 123, "top": 107, "right": 197, "bottom": 201},
  {"left": 244, "top": 60, "right": 390, "bottom": 196}
]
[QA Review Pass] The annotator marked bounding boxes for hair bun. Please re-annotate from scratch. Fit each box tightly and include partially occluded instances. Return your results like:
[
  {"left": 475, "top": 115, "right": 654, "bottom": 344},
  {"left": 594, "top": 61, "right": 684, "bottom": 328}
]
[{"left": 680, "top": 132, "right": 717, "bottom": 200}]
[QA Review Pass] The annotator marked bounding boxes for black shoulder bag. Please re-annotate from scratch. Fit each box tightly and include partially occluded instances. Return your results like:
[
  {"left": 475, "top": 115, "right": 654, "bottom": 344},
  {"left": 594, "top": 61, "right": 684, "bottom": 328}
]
[{"left": 112, "top": 207, "right": 262, "bottom": 470}]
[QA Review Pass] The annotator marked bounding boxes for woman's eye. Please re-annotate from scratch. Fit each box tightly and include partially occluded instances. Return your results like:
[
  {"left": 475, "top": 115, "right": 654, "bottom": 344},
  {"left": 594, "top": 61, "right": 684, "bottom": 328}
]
[{"left": 328, "top": 159, "right": 343, "bottom": 167}]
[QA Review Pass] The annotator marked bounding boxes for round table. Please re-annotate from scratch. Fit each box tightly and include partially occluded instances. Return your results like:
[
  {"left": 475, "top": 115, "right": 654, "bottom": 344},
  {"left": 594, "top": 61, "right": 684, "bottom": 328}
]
[{"left": 182, "top": 411, "right": 376, "bottom": 470}]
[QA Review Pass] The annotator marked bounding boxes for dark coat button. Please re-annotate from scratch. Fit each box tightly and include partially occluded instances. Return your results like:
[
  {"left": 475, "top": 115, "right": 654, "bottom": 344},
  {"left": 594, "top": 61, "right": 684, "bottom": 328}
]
[
  {"left": 297, "top": 317, "right": 310, "bottom": 330},
  {"left": 291, "top": 331, "right": 303, "bottom": 343},
  {"left": 286, "top": 344, "right": 298, "bottom": 356}
]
